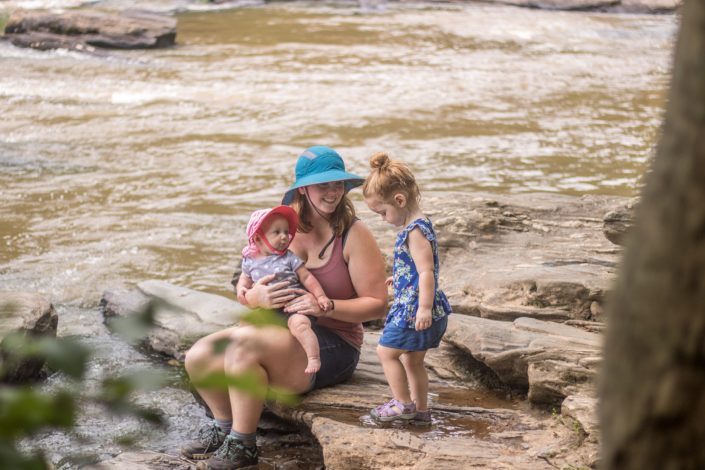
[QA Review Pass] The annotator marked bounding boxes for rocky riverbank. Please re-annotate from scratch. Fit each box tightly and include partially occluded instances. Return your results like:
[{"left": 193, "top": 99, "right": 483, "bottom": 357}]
[
  {"left": 90, "top": 191, "right": 631, "bottom": 469},
  {"left": 2, "top": 191, "right": 635, "bottom": 468}
]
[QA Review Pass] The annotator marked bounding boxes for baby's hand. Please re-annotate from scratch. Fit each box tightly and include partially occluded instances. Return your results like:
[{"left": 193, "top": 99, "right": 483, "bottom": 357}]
[
  {"left": 318, "top": 296, "right": 333, "bottom": 313},
  {"left": 236, "top": 286, "right": 249, "bottom": 306},
  {"left": 415, "top": 308, "right": 433, "bottom": 331}
]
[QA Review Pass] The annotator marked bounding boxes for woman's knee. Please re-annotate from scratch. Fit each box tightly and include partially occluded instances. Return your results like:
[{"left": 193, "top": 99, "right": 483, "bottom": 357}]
[
  {"left": 184, "top": 338, "right": 211, "bottom": 375},
  {"left": 223, "top": 326, "right": 262, "bottom": 374}
]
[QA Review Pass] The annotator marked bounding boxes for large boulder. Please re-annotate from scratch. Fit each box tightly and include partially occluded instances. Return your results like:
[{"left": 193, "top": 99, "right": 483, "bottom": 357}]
[
  {"left": 0, "top": 291, "right": 58, "bottom": 383},
  {"left": 101, "top": 280, "right": 246, "bottom": 360},
  {"left": 3, "top": 9, "right": 177, "bottom": 52},
  {"left": 443, "top": 315, "right": 601, "bottom": 407}
]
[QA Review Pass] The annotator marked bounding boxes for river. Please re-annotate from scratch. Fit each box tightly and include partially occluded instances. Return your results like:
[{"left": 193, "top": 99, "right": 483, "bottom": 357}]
[{"left": 0, "top": 1, "right": 675, "bottom": 305}]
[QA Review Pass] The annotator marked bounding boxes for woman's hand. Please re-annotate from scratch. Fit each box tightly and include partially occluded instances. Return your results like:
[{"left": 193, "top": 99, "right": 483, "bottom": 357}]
[
  {"left": 245, "top": 274, "right": 299, "bottom": 309},
  {"left": 284, "top": 290, "right": 325, "bottom": 317}
]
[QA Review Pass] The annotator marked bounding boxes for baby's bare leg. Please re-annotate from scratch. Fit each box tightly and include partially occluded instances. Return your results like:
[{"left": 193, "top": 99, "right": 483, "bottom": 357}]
[{"left": 287, "top": 313, "right": 321, "bottom": 374}]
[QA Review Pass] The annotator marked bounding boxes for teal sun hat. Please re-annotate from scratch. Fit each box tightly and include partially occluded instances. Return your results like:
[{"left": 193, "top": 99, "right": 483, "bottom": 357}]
[{"left": 282, "top": 146, "right": 364, "bottom": 205}]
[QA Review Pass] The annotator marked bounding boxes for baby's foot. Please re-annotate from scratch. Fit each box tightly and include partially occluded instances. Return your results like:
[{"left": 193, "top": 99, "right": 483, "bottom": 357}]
[{"left": 305, "top": 357, "right": 321, "bottom": 375}]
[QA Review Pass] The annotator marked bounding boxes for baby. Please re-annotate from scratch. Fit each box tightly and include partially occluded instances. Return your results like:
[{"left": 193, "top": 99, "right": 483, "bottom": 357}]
[{"left": 234, "top": 205, "right": 331, "bottom": 374}]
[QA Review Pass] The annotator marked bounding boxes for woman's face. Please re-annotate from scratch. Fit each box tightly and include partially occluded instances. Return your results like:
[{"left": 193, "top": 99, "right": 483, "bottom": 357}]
[{"left": 300, "top": 181, "right": 345, "bottom": 215}]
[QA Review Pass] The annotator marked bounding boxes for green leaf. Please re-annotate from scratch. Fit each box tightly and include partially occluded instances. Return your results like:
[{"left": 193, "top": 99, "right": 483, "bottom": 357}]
[
  {"left": 0, "top": 440, "right": 48, "bottom": 470},
  {"left": 239, "top": 308, "right": 287, "bottom": 328},
  {"left": 35, "top": 337, "right": 90, "bottom": 380},
  {"left": 212, "top": 338, "right": 232, "bottom": 354},
  {"left": 107, "top": 300, "right": 158, "bottom": 343},
  {"left": 192, "top": 371, "right": 300, "bottom": 407},
  {"left": 0, "top": 388, "right": 75, "bottom": 439}
]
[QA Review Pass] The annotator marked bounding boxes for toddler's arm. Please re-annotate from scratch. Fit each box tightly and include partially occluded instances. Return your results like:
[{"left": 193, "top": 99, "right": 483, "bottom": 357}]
[
  {"left": 408, "top": 228, "right": 435, "bottom": 331},
  {"left": 235, "top": 273, "right": 254, "bottom": 306},
  {"left": 296, "top": 266, "right": 333, "bottom": 312}
]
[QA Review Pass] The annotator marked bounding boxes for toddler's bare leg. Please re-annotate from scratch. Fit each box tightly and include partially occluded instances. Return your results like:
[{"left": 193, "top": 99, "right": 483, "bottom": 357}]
[
  {"left": 287, "top": 314, "right": 321, "bottom": 374},
  {"left": 401, "top": 350, "right": 429, "bottom": 411}
]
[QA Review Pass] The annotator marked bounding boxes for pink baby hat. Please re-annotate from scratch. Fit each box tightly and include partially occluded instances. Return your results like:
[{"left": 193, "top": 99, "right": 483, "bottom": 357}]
[{"left": 241, "top": 206, "right": 299, "bottom": 258}]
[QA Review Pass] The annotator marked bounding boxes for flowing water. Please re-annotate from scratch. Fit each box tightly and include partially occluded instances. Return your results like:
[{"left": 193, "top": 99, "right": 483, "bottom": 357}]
[
  {"left": 0, "top": 2, "right": 676, "bottom": 304},
  {"left": 0, "top": 1, "right": 676, "bottom": 466}
]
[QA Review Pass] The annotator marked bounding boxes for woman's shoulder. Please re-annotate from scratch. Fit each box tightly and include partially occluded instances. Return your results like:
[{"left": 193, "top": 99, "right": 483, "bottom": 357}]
[
  {"left": 342, "top": 220, "right": 382, "bottom": 261},
  {"left": 344, "top": 219, "right": 375, "bottom": 245}
]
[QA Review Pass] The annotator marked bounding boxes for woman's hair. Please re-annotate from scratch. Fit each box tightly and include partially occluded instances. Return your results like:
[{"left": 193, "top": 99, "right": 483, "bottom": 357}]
[
  {"left": 290, "top": 190, "right": 357, "bottom": 236},
  {"left": 362, "top": 152, "right": 420, "bottom": 203}
]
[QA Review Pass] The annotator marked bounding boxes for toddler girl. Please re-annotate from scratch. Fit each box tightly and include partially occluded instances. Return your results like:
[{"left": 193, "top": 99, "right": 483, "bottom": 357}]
[
  {"left": 363, "top": 152, "right": 451, "bottom": 424},
  {"left": 234, "top": 205, "right": 332, "bottom": 374}
]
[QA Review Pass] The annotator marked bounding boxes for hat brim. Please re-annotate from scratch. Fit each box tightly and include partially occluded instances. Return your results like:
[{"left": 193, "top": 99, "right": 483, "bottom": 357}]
[
  {"left": 264, "top": 205, "right": 299, "bottom": 236},
  {"left": 282, "top": 170, "right": 364, "bottom": 205}
]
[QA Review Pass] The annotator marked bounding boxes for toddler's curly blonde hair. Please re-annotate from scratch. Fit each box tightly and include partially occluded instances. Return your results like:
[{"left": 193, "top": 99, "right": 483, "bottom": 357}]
[{"left": 362, "top": 152, "right": 420, "bottom": 204}]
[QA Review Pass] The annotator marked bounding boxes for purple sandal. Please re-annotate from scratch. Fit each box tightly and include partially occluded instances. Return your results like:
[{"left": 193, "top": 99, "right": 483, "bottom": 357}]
[{"left": 370, "top": 399, "right": 417, "bottom": 422}]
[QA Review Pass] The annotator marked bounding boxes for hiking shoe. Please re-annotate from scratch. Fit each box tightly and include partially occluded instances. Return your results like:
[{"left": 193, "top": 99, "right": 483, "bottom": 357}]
[
  {"left": 197, "top": 435, "right": 259, "bottom": 470},
  {"left": 181, "top": 421, "right": 227, "bottom": 460}
]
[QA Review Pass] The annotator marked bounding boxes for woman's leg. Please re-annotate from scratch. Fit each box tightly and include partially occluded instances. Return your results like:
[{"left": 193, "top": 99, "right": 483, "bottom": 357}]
[
  {"left": 185, "top": 324, "right": 312, "bottom": 428},
  {"left": 401, "top": 350, "right": 429, "bottom": 411},
  {"left": 287, "top": 314, "right": 321, "bottom": 374},
  {"left": 184, "top": 325, "right": 241, "bottom": 420},
  {"left": 223, "top": 324, "right": 312, "bottom": 433},
  {"left": 377, "top": 344, "right": 412, "bottom": 404}
]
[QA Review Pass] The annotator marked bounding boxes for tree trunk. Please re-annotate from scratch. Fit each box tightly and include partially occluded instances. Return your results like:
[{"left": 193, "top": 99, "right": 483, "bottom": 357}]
[{"left": 600, "top": 1, "right": 705, "bottom": 469}]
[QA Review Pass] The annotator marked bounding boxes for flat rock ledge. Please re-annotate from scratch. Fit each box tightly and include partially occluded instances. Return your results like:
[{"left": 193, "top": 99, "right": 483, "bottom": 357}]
[
  {"left": 3, "top": 9, "right": 177, "bottom": 52},
  {"left": 101, "top": 282, "right": 599, "bottom": 469},
  {"left": 0, "top": 291, "right": 58, "bottom": 383}
]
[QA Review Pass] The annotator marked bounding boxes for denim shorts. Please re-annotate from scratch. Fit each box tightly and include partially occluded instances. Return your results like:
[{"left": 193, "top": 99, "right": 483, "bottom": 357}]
[
  {"left": 308, "top": 322, "right": 360, "bottom": 391},
  {"left": 379, "top": 315, "right": 448, "bottom": 351}
]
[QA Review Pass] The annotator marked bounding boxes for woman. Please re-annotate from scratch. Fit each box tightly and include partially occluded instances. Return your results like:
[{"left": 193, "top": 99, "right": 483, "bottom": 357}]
[{"left": 181, "top": 146, "right": 387, "bottom": 470}]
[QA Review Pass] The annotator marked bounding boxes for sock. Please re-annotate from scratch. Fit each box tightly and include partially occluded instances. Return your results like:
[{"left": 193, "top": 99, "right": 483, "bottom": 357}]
[
  {"left": 214, "top": 418, "right": 232, "bottom": 433},
  {"left": 229, "top": 429, "right": 257, "bottom": 447}
]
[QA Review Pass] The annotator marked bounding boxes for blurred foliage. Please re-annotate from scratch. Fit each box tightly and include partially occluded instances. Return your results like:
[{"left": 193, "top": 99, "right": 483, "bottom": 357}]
[
  {"left": 0, "top": 13, "right": 9, "bottom": 33},
  {"left": 0, "top": 298, "right": 300, "bottom": 468},
  {"left": 239, "top": 308, "right": 287, "bottom": 329}
]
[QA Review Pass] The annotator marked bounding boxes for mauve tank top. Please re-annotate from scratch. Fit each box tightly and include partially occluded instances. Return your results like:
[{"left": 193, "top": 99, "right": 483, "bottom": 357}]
[{"left": 308, "top": 234, "right": 363, "bottom": 351}]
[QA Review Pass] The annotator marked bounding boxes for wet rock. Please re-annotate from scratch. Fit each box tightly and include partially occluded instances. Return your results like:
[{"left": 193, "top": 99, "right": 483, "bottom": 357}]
[
  {"left": 0, "top": 291, "right": 58, "bottom": 383},
  {"left": 603, "top": 198, "right": 638, "bottom": 246},
  {"left": 495, "top": 0, "right": 619, "bottom": 10},
  {"left": 3, "top": 9, "right": 177, "bottom": 52},
  {"left": 562, "top": 393, "right": 599, "bottom": 439},
  {"left": 443, "top": 315, "right": 601, "bottom": 406},
  {"left": 90, "top": 450, "right": 191, "bottom": 469},
  {"left": 101, "top": 280, "right": 246, "bottom": 360}
]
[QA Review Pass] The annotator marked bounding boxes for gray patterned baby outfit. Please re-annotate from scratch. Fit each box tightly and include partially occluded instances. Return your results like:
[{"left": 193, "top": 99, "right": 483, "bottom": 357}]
[{"left": 241, "top": 250, "right": 304, "bottom": 289}]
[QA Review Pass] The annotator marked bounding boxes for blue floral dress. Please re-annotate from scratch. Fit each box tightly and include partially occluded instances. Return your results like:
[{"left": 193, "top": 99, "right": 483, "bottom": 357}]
[{"left": 379, "top": 218, "right": 452, "bottom": 351}]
